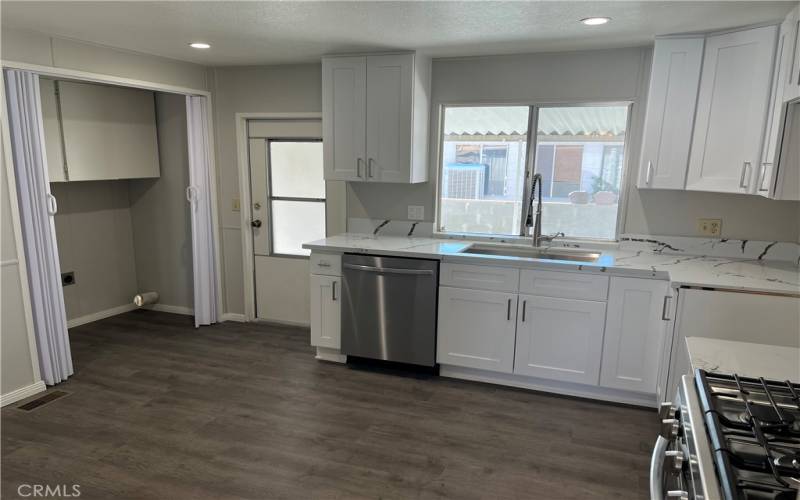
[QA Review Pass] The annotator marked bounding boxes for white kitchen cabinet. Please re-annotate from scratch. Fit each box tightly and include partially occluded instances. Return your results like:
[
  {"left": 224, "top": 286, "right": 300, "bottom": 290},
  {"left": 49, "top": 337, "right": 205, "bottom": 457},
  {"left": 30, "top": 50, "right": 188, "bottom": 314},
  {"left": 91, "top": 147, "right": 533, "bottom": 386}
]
[
  {"left": 638, "top": 37, "right": 704, "bottom": 190},
  {"left": 322, "top": 52, "right": 429, "bottom": 183},
  {"left": 686, "top": 25, "right": 778, "bottom": 194},
  {"left": 599, "top": 278, "right": 670, "bottom": 394},
  {"left": 322, "top": 56, "right": 367, "bottom": 181},
  {"left": 39, "top": 79, "right": 66, "bottom": 183},
  {"left": 437, "top": 286, "right": 517, "bottom": 373},
  {"left": 784, "top": 6, "right": 800, "bottom": 102},
  {"left": 513, "top": 294, "right": 606, "bottom": 385},
  {"left": 310, "top": 274, "right": 341, "bottom": 349},
  {"left": 58, "top": 81, "right": 160, "bottom": 181}
]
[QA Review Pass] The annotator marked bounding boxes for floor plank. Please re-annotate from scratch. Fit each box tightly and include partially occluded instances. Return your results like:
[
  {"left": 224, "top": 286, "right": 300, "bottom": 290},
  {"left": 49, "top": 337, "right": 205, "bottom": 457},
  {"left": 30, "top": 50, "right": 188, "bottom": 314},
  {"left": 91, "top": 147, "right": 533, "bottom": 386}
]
[{"left": 2, "top": 310, "right": 657, "bottom": 499}]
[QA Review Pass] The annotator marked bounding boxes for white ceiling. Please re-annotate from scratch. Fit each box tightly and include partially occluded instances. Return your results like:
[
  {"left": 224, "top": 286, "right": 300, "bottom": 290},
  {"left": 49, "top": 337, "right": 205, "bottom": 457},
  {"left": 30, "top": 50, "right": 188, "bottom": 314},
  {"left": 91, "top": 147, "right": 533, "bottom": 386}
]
[{"left": 1, "top": 1, "right": 795, "bottom": 67}]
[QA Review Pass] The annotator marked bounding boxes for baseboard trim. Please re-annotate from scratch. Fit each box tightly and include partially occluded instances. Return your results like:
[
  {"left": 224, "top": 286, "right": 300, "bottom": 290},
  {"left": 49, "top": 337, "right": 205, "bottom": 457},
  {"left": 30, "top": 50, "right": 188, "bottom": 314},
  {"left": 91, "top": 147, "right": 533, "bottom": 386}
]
[
  {"left": 315, "top": 347, "right": 347, "bottom": 363},
  {"left": 1, "top": 380, "right": 46, "bottom": 407},
  {"left": 439, "top": 365, "right": 657, "bottom": 409},
  {"left": 253, "top": 317, "right": 310, "bottom": 328},
  {"left": 144, "top": 304, "right": 194, "bottom": 316},
  {"left": 221, "top": 313, "right": 247, "bottom": 323},
  {"left": 67, "top": 303, "right": 138, "bottom": 328}
]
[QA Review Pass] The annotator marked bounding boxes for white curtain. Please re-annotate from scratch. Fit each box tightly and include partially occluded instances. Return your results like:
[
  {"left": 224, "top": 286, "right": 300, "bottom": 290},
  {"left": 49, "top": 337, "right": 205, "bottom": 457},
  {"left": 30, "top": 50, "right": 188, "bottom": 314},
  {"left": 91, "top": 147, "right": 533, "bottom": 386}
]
[
  {"left": 4, "top": 69, "right": 72, "bottom": 385},
  {"left": 185, "top": 95, "right": 219, "bottom": 327}
]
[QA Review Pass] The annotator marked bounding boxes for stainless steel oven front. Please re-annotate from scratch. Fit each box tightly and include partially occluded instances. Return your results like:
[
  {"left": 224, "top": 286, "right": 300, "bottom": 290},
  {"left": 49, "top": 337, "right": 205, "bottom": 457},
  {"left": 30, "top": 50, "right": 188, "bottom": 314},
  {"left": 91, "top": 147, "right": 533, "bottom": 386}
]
[{"left": 650, "top": 375, "right": 721, "bottom": 500}]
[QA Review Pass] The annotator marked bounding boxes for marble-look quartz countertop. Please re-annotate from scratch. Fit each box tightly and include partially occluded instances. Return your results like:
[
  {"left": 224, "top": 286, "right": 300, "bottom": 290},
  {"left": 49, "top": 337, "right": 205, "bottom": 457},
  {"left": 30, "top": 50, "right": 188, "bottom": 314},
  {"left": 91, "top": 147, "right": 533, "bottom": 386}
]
[
  {"left": 686, "top": 337, "right": 800, "bottom": 382},
  {"left": 303, "top": 233, "right": 800, "bottom": 295}
]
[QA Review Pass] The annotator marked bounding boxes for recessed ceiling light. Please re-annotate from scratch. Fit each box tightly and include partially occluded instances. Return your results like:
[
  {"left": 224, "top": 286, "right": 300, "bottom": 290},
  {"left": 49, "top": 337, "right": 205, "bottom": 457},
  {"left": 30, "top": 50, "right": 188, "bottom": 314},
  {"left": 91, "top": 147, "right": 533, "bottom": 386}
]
[
  {"left": 189, "top": 42, "right": 211, "bottom": 49},
  {"left": 580, "top": 17, "right": 611, "bottom": 26}
]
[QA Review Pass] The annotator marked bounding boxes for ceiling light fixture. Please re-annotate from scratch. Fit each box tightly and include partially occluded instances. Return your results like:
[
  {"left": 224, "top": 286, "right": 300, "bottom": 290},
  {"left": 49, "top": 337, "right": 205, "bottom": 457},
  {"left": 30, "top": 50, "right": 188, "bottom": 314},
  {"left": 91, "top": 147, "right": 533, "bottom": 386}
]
[
  {"left": 580, "top": 17, "right": 611, "bottom": 26},
  {"left": 189, "top": 42, "right": 211, "bottom": 49}
]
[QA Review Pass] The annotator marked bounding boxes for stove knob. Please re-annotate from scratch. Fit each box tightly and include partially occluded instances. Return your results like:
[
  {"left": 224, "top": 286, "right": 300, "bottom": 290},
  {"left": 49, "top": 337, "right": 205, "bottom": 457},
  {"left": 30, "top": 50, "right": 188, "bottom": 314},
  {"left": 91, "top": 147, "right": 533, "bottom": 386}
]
[
  {"left": 659, "top": 402, "right": 676, "bottom": 419},
  {"left": 660, "top": 418, "right": 680, "bottom": 438},
  {"left": 666, "top": 491, "right": 688, "bottom": 500},
  {"left": 665, "top": 450, "right": 685, "bottom": 471}
]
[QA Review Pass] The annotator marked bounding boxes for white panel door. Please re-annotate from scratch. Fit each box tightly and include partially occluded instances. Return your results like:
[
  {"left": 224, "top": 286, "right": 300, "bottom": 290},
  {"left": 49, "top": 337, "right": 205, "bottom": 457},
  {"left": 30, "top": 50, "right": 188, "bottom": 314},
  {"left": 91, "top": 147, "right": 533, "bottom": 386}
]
[
  {"left": 600, "top": 278, "right": 670, "bottom": 394},
  {"left": 365, "top": 53, "right": 413, "bottom": 183},
  {"left": 322, "top": 56, "right": 366, "bottom": 181},
  {"left": 310, "top": 274, "right": 341, "bottom": 349},
  {"left": 513, "top": 295, "right": 606, "bottom": 385},
  {"left": 686, "top": 26, "right": 778, "bottom": 194},
  {"left": 437, "top": 287, "right": 517, "bottom": 373},
  {"left": 638, "top": 37, "right": 704, "bottom": 189},
  {"left": 58, "top": 81, "right": 160, "bottom": 181}
]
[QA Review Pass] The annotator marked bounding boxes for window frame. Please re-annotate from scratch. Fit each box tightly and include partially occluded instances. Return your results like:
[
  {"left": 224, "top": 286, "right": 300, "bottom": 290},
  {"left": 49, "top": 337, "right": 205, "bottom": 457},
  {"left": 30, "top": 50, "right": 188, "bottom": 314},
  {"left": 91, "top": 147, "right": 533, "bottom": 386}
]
[
  {"left": 266, "top": 138, "right": 327, "bottom": 259},
  {"left": 434, "top": 101, "right": 634, "bottom": 242}
]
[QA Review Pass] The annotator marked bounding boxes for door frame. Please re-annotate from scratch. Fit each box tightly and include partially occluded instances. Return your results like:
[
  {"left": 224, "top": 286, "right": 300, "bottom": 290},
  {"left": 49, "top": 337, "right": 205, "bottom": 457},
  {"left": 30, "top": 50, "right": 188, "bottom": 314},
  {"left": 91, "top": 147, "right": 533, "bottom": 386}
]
[
  {"left": 0, "top": 59, "right": 225, "bottom": 325},
  {"left": 234, "top": 112, "right": 326, "bottom": 321}
]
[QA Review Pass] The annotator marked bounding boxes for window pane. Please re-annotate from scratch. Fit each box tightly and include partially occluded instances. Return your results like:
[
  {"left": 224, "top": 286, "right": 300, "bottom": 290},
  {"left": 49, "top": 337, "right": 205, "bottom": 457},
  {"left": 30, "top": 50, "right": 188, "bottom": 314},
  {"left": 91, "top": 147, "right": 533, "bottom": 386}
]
[
  {"left": 439, "top": 106, "right": 530, "bottom": 235},
  {"left": 271, "top": 200, "right": 325, "bottom": 256},
  {"left": 534, "top": 106, "right": 628, "bottom": 240},
  {"left": 269, "top": 141, "right": 324, "bottom": 198}
]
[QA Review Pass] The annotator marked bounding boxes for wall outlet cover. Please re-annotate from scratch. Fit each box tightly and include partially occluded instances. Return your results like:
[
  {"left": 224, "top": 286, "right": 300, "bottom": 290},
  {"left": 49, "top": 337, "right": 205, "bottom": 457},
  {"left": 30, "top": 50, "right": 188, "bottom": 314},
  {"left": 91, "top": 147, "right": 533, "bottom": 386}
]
[
  {"left": 407, "top": 205, "right": 424, "bottom": 221},
  {"left": 697, "top": 218, "right": 722, "bottom": 237},
  {"left": 232, "top": 198, "right": 241, "bottom": 212},
  {"left": 61, "top": 271, "right": 75, "bottom": 287}
]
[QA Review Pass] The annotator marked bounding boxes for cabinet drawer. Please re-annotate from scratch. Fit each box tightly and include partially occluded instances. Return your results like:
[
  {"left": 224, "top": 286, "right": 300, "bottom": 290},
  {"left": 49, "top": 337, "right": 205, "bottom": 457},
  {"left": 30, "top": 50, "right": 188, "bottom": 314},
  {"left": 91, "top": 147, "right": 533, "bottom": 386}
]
[
  {"left": 440, "top": 263, "right": 519, "bottom": 292},
  {"left": 519, "top": 269, "right": 608, "bottom": 301},
  {"left": 310, "top": 253, "right": 342, "bottom": 276}
]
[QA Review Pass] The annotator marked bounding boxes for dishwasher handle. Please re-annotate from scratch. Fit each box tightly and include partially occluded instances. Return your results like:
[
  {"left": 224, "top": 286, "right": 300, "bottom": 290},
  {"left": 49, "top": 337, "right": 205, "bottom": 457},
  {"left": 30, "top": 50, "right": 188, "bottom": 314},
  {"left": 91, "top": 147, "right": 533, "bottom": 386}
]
[{"left": 343, "top": 263, "right": 435, "bottom": 276}]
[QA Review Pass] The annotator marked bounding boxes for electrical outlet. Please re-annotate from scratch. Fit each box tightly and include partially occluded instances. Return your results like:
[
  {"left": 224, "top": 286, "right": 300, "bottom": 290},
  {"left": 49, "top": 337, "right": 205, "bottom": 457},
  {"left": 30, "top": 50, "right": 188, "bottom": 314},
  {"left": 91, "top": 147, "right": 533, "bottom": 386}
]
[
  {"left": 697, "top": 218, "right": 722, "bottom": 237},
  {"left": 407, "top": 205, "right": 424, "bottom": 221},
  {"left": 61, "top": 271, "right": 75, "bottom": 287},
  {"left": 232, "top": 198, "right": 240, "bottom": 212}
]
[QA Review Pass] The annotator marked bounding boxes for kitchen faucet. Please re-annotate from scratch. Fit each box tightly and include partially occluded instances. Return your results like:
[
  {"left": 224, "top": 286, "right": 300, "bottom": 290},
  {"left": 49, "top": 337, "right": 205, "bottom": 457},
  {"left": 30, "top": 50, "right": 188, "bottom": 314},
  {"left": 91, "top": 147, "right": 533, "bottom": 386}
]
[{"left": 525, "top": 173, "right": 564, "bottom": 247}]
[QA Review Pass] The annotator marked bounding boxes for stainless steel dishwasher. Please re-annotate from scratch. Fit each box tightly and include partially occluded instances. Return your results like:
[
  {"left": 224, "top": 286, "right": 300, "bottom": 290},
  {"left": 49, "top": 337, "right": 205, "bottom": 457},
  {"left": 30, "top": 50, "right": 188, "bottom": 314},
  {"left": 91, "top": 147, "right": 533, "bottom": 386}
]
[{"left": 341, "top": 254, "right": 438, "bottom": 367}]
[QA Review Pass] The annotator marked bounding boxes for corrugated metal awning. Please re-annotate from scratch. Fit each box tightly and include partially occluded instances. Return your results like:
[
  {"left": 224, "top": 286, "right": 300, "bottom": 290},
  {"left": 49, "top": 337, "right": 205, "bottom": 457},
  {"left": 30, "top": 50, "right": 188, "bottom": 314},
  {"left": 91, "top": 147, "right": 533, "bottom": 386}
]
[{"left": 444, "top": 106, "right": 627, "bottom": 137}]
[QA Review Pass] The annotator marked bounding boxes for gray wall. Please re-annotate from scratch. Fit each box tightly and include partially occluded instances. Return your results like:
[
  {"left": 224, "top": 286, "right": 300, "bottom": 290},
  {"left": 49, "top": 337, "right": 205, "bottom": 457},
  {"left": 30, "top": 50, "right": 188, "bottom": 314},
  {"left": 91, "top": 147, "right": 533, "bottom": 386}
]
[
  {"left": 1, "top": 121, "right": 40, "bottom": 396},
  {"left": 51, "top": 181, "right": 139, "bottom": 321},
  {"left": 129, "top": 93, "right": 193, "bottom": 310},
  {"left": 209, "top": 64, "right": 323, "bottom": 315}
]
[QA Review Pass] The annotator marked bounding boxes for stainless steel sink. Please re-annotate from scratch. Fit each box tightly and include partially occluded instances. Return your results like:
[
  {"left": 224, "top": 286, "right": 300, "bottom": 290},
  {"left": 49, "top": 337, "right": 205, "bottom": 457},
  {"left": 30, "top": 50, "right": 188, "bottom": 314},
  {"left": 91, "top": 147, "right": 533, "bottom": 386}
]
[{"left": 460, "top": 243, "right": 601, "bottom": 262}]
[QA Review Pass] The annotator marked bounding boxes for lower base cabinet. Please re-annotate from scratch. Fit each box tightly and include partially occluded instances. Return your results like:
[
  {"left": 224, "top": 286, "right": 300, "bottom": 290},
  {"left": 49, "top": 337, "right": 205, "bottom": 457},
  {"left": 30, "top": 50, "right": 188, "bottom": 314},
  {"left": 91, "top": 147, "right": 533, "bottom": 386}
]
[
  {"left": 436, "top": 287, "right": 517, "bottom": 373},
  {"left": 310, "top": 274, "right": 341, "bottom": 349},
  {"left": 513, "top": 295, "right": 606, "bottom": 385},
  {"left": 599, "top": 277, "right": 671, "bottom": 394}
]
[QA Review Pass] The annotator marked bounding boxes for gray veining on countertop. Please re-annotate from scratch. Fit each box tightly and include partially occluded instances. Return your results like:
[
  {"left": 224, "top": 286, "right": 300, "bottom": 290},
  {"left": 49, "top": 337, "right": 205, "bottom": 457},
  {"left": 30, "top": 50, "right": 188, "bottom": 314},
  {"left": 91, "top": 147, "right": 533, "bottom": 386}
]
[{"left": 303, "top": 232, "right": 800, "bottom": 295}]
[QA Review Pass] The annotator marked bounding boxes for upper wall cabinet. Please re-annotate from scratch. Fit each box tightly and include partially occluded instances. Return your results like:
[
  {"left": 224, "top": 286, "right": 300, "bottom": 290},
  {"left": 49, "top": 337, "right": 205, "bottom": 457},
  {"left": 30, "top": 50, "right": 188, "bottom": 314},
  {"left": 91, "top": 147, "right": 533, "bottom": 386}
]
[
  {"left": 638, "top": 37, "right": 704, "bottom": 189},
  {"left": 41, "top": 80, "right": 160, "bottom": 182},
  {"left": 685, "top": 25, "right": 777, "bottom": 194},
  {"left": 322, "top": 52, "right": 430, "bottom": 183}
]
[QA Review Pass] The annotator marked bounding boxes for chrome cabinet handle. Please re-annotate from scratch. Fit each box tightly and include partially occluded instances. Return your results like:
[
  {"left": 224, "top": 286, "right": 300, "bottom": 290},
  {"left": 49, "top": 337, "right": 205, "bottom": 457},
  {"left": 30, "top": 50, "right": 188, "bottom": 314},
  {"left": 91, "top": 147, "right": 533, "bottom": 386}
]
[
  {"left": 521, "top": 300, "right": 527, "bottom": 322},
  {"left": 507, "top": 299, "right": 512, "bottom": 321},
  {"left": 739, "top": 161, "right": 752, "bottom": 189},
  {"left": 758, "top": 162, "right": 772, "bottom": 192},
  {"left": 331, "top": 280, "right": 337, "bottom": 301},
  {"left": 368, "top": 158, "right": 375, "bottom": 178},
  {"left": 317, "top": 261, "right": 331, "bottom": 267},
  {"left": 661, "top": 295, "right": 672, "bottom": 321},
  {"left": 356, "top": 158, "right": 363, "bottom": 178},
  {"left": 645, "top": 160, "right": 653, "bottom": 185}
]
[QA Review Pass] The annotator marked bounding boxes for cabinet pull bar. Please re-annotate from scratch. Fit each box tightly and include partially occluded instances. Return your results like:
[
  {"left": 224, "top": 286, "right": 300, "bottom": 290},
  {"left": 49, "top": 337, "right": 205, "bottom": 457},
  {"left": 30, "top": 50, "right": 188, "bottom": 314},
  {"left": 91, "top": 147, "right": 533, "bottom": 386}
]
[
  {"left": 758, "top": 162, "right": 771, "bottom": 192},
  {"left": 507, "top": 298, "right": 512, "bottom": 321},
  {"left": 332, "top": 281, "right": 337, "bottom": 301},
  {"left": 368, "top": 158, "right": 375, "bottom": 178},
  {"left": 522, "top": 300, "right": 527, "bottom": 322},
  {"left": 646, "top": 161, "right": 653, "bottom": 185},
  {"left": 661, "top": 295, "right": 672, "bottom": 321},
  {"left": 739, "top": 161, "right": 751, "bottom": 189},
  {"left": 357, "top": 158, "right": 363, "bottom": 178}
]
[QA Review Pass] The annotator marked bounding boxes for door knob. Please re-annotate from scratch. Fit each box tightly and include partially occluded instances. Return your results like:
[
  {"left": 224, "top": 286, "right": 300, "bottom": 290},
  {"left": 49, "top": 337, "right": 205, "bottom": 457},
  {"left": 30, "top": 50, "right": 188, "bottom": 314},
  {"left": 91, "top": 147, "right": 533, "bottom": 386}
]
[{"left": 251, "top": 219, "right": 262, "bottom": 228}]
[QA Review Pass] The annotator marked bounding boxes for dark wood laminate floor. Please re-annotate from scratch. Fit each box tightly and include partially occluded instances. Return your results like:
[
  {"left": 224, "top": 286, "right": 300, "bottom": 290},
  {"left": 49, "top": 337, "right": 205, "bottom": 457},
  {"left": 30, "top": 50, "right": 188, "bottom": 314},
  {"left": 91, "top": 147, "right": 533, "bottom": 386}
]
[{"left": 2, "top": 311, "right": 657, "bottom": 500}]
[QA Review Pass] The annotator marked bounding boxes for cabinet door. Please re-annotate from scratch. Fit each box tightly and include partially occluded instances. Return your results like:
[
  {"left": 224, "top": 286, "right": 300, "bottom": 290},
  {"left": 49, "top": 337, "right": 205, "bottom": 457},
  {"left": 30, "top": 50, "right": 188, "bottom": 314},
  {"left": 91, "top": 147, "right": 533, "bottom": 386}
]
[
  {"left": 686, "top": 26, "right": 778, "bottom": 194},
  {"left": 310, "top": 274, "right": 341, "bottom": 349},
  {"left": 785, "top": 7, "right": 800, "bottom": 101},
  {"left": 58, "top": 81, "right": 160, "bottom": 181},
  {"left": 638, "top": 38, "right": 704, "bottom": 189},
  {"left": 599, "top": 278, "right": 670, "bottom": 394},
  {"left": 365, "top": 53, "right": 413, "bottom": 183},
  {"left": 322, "top": 56, "right": 367, "bottom": 181},
  {"left": 39, "top": 79, "right": 66, "bottom": 183},
  {"left": 513, "top": 295, "right": 606, "bottom": 385},
  {"left": 437, "top": 287, "right": 517, "bottom": 373}
]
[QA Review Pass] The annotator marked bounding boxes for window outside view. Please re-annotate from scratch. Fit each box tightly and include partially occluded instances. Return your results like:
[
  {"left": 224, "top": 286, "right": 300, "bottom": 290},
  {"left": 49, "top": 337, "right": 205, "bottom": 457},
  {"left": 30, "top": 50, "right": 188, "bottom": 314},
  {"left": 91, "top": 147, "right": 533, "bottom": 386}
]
[{"left": 438, "top": 105, "right": 629, "bottom": 240}]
